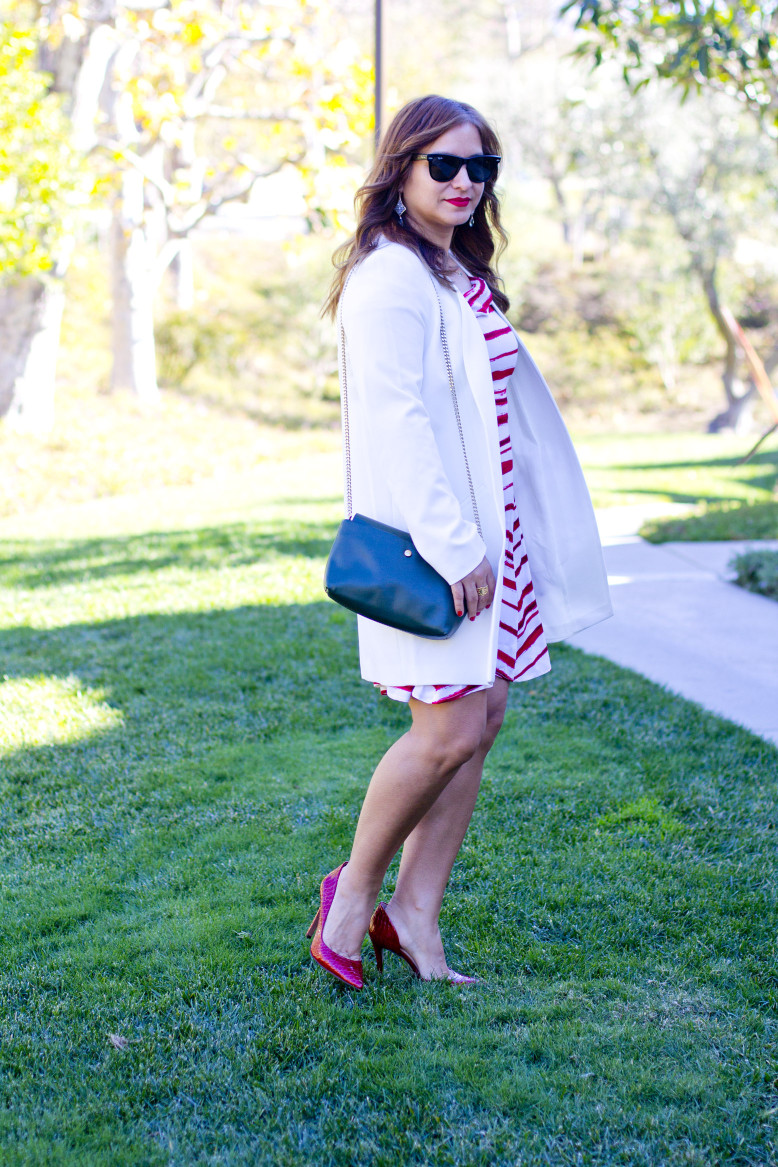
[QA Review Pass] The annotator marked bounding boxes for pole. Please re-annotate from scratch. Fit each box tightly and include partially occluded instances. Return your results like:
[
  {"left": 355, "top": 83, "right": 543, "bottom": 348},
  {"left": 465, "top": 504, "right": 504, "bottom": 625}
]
[{"left": 374, "top": 0, "right": 383, "bottom": 153}]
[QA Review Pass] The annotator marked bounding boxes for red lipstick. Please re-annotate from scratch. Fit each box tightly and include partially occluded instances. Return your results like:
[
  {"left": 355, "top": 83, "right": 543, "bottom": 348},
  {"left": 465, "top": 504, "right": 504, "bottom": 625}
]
[{"left": 445, "top": 198, "right": 470, "bottom": 207}]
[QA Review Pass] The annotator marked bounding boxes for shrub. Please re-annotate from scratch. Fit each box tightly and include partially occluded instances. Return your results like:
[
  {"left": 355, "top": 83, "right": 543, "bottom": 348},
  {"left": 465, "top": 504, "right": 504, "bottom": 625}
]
[{"left": 730, "top": 548, "right": 778, "bottom": 601}]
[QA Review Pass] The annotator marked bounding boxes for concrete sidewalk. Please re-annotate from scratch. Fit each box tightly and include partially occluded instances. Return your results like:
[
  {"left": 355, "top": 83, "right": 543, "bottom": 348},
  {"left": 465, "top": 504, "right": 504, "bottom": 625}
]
[{"left": 569, "top": 508, "right": 778, "bottom": 747}]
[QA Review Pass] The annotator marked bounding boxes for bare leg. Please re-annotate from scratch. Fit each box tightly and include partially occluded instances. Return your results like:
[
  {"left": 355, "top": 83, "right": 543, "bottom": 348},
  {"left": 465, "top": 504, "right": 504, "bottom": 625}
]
[
  {"left": 321, "top": 688, "right": 489, "bottom": 959},
  {"left": 388, "top": 679, "right": 509, "bottom": 978}
]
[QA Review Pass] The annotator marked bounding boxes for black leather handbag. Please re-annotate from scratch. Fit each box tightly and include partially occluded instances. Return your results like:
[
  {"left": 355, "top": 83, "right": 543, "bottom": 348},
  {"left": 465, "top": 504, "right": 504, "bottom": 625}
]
[
  {"left": 323, "top": 271, "right": 481, "bottom": 640},
  {"left": 325, "top": 513, "right": 462, "bottom": 639}
]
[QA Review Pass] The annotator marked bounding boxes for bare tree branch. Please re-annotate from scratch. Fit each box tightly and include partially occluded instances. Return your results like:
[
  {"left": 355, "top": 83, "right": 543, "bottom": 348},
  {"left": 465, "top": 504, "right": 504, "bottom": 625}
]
[
  {"left": 169, "top": 154, "right": 303, "bottom": 235},
  {"left": 94, "top": 137, "right": 175, "bottom": 205},
  {"left": 188, "top": 106, "right": 303, "bottom": 123}
]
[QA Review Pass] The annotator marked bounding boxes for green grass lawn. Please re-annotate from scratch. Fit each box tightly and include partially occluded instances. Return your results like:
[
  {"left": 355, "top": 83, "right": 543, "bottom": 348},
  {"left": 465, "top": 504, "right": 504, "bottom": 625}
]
[
  {"left": 574, "top": 431, "right": 777, "bottom": 509},
  {"left": 1, "top": 449, "right": 776, "bottom": 1166},
  {"left": 573, "top": 431, "right": 778, "bottom": 542},
  {"left": 641, "top": 499, "right": 778, "bottom": 543}
]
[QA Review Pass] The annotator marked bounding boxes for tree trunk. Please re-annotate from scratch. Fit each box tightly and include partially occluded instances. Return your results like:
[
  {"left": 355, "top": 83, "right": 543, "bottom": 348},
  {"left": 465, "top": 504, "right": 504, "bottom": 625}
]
[
  {"left": 171, "top": 239, "right": 194, "bottom": 311},
  {"left": 699, "top": 263, "right": 756, "bottom": 433},
  {"left": 0, "top": 275, "right": 65, "bottom": 433},
  {"left": 546, "top": 169, "right": 572, "bottom": 245},
  {"left": 110, "top": 170, "right": 159, "bottom": 402},
  {"left": 503, "top": 1, "right": 522, "bottom": 57}
]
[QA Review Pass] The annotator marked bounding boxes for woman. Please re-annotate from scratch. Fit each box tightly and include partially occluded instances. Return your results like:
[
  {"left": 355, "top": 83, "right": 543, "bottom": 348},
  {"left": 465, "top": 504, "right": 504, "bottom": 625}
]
[{"left": 308, "top": 95, "right": 611, "bottom": 988}]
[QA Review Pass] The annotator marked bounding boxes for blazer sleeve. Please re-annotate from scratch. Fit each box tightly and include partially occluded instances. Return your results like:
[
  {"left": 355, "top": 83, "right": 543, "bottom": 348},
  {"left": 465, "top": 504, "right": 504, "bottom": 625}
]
[{"left": 341, "top": 245, "right": 486, "bottom": 585}]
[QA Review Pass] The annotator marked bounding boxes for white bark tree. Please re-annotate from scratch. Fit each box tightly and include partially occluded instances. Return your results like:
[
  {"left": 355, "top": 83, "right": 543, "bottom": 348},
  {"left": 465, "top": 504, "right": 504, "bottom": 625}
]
[
  {"left": 78, "top": 0, "right": 368, "bottom": 402},
  {"left": 1, "top": 0, "right": 372, "bottom": 424}
]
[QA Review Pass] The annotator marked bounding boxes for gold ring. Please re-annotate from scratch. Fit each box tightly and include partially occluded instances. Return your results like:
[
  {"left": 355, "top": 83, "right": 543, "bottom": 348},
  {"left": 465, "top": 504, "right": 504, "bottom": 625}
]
[{"left": 476, "top": 586, "right": 489, "bottom": 596}]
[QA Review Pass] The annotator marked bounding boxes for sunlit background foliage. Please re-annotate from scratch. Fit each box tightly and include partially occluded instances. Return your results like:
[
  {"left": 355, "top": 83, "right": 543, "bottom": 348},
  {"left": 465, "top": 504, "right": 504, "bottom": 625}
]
[{"left": 0, "top": 0, "right": 777, "bottom": 504}]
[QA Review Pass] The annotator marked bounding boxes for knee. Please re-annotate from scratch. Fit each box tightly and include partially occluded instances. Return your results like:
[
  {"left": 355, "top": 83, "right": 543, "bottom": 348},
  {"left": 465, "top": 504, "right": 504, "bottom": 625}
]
[{"left": 418, "top": 721, "right": 484, "bottom": 778}]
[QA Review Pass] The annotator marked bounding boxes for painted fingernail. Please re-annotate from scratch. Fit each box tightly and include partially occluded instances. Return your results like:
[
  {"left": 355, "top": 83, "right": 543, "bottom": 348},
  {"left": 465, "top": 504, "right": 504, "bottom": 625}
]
[
  {"left": 470, "top": 616, "right": 475, "bottom": 621},
  {"left": 457, "top": 610, "right": 464, "bottom": 617}
]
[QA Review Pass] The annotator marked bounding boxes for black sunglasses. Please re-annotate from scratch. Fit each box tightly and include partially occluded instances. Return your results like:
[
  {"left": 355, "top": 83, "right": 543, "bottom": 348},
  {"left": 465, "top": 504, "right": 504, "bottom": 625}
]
[{"left": 412, "top": 153, "right": 501, "bottom": 183}]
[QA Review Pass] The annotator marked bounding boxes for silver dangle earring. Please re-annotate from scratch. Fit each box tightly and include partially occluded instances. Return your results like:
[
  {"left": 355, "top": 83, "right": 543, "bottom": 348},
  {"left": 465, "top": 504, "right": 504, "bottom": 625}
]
[
  {"left": 468, "top": 212, "right": 475, "bottom": 227},
  {"left": 395, "top": 194, "right": 406, "bottom": 225}
]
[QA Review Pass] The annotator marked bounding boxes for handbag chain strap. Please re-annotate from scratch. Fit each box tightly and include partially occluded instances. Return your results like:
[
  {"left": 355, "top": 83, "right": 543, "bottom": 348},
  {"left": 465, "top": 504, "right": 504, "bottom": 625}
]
[{"left": 338, "top": 266, "right": 483, "bottom": 540}]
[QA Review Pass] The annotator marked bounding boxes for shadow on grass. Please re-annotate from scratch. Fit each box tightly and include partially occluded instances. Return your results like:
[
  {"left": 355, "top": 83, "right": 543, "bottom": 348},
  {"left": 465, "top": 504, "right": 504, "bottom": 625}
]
[
  {"left": 2, "top": 594, "right": 778, "bottom": 1163},
  {"left": 611, "top": 449, "right": 778, "bottom": 474},
  {"left": 600, "top": 448, "right": 778, "bottom": 506},
  {"left": 0, "top": 600, "right": 382, "bottom": 751},
  {"left": 0, "top": 599, "right": 404, "bottom": 948},
  {"left": 0, "top": 516, "right": 342, "bottom": 589}
]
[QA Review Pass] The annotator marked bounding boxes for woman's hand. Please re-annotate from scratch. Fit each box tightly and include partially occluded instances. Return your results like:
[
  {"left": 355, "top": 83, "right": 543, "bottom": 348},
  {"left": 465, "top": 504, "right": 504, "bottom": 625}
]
[{"left": 451, "top": 557, "right": 496, "bottom": 621}]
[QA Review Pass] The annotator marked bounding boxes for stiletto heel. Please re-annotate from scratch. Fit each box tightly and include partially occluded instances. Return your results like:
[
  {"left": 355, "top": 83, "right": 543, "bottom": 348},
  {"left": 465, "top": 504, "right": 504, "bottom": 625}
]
[
  {"left": 369, "top": 904, "right": 421, "bottom": 977},
  {"left": 308, "top": 862, "right": 363, "bottom": 990},
  {"left": 368, "top": 903, "right": 478, "bottom": 985}
]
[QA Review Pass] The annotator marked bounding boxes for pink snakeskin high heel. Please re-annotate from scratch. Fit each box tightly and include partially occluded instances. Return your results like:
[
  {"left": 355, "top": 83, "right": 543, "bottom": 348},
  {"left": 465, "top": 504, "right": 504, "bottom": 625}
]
[
  {"left": 307, "top": 862, "right": 363, "bottom": 990},
  {"left": 369, "top": 903, "right": 478, "bottom": 985}
]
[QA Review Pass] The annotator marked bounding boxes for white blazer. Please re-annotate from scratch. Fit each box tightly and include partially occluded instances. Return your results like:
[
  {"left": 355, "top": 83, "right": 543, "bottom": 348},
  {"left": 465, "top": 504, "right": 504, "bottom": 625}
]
[{"left": 339, "top": 238, "right": 612, "bottom": 686}]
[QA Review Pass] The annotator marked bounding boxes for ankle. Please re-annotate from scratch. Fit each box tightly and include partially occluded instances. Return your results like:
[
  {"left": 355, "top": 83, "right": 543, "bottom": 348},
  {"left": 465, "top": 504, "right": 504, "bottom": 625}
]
[
  {"left": 338, "top": 862, "right": 383, "bottom": 915},
  {"left": 387, "top": 896, "right": 440, "bottom": 943}
]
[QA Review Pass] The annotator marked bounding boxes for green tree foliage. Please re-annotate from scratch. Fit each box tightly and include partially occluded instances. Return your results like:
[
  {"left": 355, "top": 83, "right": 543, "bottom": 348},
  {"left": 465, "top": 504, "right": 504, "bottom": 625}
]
[
  {"left": 563, "top": 0, "right": 778, "bottom": 130},
  {"left": 0, "top": 23, "right": 80, "bottom": 277}
]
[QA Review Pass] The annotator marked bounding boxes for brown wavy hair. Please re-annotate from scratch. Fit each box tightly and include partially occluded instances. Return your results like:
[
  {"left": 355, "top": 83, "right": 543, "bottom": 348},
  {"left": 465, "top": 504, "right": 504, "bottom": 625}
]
[{"left": 323, "top": 94, "right": 509, "bottom": 318}]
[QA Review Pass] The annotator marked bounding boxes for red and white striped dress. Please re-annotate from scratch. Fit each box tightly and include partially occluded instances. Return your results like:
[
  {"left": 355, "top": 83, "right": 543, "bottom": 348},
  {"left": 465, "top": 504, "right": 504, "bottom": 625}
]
[{"left": 376, "top": 275, "right": 550, "bottom": 704}]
